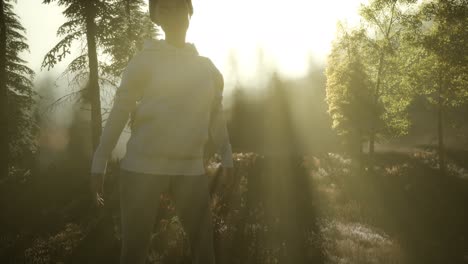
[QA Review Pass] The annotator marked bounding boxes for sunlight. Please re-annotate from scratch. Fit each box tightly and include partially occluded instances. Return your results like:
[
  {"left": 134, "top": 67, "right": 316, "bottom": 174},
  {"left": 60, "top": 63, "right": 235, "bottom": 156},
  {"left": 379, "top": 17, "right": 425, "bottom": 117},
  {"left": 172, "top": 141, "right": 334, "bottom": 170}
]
[
  {"left": 16, "top": 0, "right": 366, "bottom": 86},
  {"left": 5, "top": 1, "right": 468, "bottom": 263},
  {"left": 187, "top": 0, "right": 366, "bottom": 83}
]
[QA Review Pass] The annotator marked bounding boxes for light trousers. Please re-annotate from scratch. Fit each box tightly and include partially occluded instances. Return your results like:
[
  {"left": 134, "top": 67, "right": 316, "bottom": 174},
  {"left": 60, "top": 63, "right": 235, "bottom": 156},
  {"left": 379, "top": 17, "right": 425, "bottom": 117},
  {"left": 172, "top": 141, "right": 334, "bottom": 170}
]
[{"left": 119, "top": 169, "right": 216, "bottom": 264}]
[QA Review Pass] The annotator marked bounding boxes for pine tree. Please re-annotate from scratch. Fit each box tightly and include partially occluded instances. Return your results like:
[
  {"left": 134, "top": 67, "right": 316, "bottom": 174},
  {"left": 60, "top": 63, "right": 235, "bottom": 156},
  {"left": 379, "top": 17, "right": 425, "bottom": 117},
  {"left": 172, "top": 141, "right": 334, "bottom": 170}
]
[
  {"left": 326, "top": 25, "right": 376, "bottom": 169},
  {"left": 101, "top": 0, "right": 156, "bottom": 77},
  {"left": 42, "top": 0, "right": 110, "bottom": 151},
  {"left": 42, "top": 0, "right": 155, "bottom": 151},
  {"left": 0, "top": 0, "right": 36, "bottom": 178}
]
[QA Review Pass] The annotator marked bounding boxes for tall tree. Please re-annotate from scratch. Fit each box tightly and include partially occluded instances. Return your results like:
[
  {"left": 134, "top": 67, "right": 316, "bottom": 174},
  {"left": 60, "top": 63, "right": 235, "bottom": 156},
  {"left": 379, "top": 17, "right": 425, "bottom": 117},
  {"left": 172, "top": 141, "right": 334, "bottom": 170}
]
[
  {"left": 359, "top": 0, "right": 418, "bottom": 156},
  {"left": 42, "top": 0, "right": 155, "bottom": 151},
  {"left": 0, "top": 0, "right": 36, "bottom": 178},
  {"left": 326, "top": 25, "right": 376, "bottom": 169},
  {"left": 407, "top": 0, "right": 468, "bottom": 175},
  {"left": 42, "top": 0, "right": 110, "bottom": 151},
  {"left": 0, "top": 0, "right": 7, "bottom": 178},
  {"left": 84, "top": 0, "right": 101, "bottom": 152}
]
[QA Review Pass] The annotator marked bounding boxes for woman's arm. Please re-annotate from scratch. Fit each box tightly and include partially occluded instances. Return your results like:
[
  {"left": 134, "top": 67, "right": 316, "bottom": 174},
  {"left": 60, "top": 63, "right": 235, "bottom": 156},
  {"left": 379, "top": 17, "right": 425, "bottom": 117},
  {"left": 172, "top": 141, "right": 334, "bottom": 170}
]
[
  {"left": 91, "top": 52, "right": 149, "bottom": 175},
  {"left": 206, "top": 58, "right": 234, "bottom": 168}
]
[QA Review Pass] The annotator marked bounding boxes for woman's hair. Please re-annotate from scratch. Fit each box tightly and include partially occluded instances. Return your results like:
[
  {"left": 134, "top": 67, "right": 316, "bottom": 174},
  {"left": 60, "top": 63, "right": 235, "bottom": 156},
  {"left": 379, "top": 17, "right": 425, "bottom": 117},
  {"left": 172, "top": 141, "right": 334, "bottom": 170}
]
[{"left": 149, "top": 0, "right": 194, "bottom": 24}]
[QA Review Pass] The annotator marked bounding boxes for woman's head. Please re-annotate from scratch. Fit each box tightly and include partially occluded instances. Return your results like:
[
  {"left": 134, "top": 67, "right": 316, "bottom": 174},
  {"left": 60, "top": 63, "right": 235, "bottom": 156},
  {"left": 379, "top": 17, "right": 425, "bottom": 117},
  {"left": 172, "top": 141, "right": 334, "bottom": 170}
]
[{"left": 149, "top": 0, "right": 193, "bottom": 33}]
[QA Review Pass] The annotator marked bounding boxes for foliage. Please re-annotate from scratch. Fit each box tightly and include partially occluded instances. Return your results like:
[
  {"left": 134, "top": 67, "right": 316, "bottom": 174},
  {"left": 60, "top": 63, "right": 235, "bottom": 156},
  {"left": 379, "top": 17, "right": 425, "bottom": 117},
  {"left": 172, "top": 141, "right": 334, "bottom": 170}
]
[
  {"left": 326, "top": 0, "right": 422, "bottom": 156},
  {"left": 42, "top": 0, "right": 156, "bottom": 99},
  {"left": 3, "top": 0, "right": 37, "bottom": 166},
  {"left": 399, "top": 0, "right": 468, "bottom": 173},
  {"left": 358, "top": 0, "right": 419, "bottom": 139},
  {"left": 326, "top": 25, "right": 376, "bottom": 154},
  {"left": 409, "top": 0, "right": 468, "bottom": 108},
  {"left": 100, "top": 0, "right": 156, "bottom": 78},
  {"left": 24, "top": 223, "right": 85, "bottom": 264}
]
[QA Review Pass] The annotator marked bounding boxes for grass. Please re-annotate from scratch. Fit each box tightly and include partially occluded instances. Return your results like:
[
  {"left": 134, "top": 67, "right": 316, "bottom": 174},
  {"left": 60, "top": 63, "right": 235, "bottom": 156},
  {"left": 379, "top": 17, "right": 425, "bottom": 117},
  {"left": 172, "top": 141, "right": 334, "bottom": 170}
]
[{"left": 1, "top": 149, "right": 468, "bottom": 263}]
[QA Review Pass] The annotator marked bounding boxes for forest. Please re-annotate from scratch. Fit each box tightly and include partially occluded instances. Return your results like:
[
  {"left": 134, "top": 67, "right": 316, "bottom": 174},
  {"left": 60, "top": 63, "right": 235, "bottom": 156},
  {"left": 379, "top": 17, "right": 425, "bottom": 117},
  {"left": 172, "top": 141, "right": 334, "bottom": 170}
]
[{"left": 0, "top": 0, "right": 467, "bottom": 263}]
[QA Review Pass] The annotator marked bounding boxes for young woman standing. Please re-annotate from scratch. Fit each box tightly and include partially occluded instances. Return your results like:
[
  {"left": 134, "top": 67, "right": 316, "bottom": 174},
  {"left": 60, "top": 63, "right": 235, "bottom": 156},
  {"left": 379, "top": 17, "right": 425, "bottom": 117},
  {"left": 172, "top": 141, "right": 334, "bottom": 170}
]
[{"left": 90, "top": 0, "right": 234, "bottom": 263}]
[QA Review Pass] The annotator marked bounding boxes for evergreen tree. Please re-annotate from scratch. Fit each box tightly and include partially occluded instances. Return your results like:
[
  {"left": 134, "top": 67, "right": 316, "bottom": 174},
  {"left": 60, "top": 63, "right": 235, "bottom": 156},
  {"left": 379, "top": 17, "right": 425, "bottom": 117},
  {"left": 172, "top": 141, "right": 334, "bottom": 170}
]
[
  {"left": 101, "top": 0, "right": 156, "bottom": 77},
  {"left": 42, "top": 0, "right": 155, "bottom": 151},
  {"left": 326, "top": 25, "right": 376, "bottom": 168},
  {"left": 42, "top": 0, "right": 110, "bottom": 151},
  {"left": 0, "top": 0, "right": 36, "bottom": 178}
]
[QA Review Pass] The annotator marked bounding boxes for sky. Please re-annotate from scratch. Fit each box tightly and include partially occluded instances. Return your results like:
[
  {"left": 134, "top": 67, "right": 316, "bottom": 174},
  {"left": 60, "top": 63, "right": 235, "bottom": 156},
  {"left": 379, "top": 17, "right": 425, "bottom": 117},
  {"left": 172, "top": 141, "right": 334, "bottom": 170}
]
[{"left": 14, "top": 0, "right": 367, "bottom": 89}]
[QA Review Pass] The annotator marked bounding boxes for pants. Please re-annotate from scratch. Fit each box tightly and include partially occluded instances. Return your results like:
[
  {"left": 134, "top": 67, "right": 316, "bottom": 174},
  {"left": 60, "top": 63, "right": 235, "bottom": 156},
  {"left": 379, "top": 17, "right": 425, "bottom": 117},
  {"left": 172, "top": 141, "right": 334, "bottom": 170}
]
[{"left": 119, "top": 169, "right": 216, "bottom": 264}]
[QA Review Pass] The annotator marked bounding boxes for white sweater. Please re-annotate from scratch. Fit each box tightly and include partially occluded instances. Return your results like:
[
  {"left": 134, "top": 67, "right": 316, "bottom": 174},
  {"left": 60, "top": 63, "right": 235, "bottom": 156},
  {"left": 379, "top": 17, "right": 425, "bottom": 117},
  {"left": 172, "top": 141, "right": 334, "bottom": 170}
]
[{"left": 91, "top": 38, "right": 233, "bottom": 176}]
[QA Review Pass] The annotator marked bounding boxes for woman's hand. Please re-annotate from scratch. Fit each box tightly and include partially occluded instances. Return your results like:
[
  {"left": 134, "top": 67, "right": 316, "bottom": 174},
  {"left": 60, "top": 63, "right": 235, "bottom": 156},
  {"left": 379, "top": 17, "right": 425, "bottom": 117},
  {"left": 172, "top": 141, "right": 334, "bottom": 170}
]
[{"left": 90, "top": 173, "right": 105, "bottom": 208}]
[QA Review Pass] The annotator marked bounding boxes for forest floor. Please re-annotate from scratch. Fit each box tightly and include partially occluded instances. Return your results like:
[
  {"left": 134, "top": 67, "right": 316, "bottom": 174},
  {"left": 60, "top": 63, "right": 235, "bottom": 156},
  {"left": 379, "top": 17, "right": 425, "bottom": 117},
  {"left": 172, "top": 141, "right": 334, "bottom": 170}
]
[{"left": 0, "top": 148, "right": 467, "bottom": 264}]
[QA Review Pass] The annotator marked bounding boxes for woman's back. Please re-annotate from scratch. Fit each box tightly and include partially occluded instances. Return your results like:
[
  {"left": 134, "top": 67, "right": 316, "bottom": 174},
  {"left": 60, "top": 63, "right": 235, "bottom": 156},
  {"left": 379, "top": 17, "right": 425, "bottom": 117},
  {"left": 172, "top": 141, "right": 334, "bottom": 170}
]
[
  {"left": 123, "top": 39, "right": 217, "bottom": 174},
  {"left": 91, "top": 38, "right": 233, "bottom": 176}
]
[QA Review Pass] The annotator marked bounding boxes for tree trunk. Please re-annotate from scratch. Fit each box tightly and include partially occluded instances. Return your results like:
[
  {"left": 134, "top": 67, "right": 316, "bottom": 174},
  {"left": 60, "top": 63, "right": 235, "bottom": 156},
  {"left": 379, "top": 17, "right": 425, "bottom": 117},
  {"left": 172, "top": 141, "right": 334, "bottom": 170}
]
[
  {"left": 368, "top": 52, "right": 385, "bottom": 167},
  {"left": 368, "top": 1, "right": 396, "bottom": 165},
  {"left": 353, "top": 129, "right": 364, "bottom": 174},
  {"left": 125, "top": 0, "right": 133, "bottom": 62},
  {"left": 85, "top": 0, "right": 102, "bottom": 151},
  {"left": 0, "top": 0, "right": 9, "bottom": 178},
  {"left": 368, "top": 133, "right": 375, "bottom": 156},
  {"left": 437, "top": 82, "right": 446, "bottom": 176},
  {"left": 359, "top": 130, "right": 363, "bottom": 172}
]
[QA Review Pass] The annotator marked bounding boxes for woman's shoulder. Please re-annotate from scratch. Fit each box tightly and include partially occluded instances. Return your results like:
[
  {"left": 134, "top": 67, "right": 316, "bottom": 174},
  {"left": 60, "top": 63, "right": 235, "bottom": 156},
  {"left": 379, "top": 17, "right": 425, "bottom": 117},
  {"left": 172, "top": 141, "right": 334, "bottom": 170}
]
[
  {"left": 198, "top": 56, "right": 224, "bottom": 92},
  {"left": 124, "top": 50, "right": 152, "bottom": 74}
]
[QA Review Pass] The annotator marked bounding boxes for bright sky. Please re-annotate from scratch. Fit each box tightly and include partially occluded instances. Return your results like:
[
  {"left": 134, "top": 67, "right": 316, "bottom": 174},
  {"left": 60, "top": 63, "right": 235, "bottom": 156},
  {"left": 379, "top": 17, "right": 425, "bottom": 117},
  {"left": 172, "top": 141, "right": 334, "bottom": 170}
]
[{"left": 15, "top": 0, "right": 366, "bottom": 89}]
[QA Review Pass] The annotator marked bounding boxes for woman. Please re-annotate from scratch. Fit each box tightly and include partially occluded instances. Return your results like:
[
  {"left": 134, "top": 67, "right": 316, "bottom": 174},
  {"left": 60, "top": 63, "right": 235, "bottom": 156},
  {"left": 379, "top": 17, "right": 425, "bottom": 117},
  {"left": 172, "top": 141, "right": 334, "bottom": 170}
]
[{"left": 90, "top": 0, "right": 234, "bottom": 263}]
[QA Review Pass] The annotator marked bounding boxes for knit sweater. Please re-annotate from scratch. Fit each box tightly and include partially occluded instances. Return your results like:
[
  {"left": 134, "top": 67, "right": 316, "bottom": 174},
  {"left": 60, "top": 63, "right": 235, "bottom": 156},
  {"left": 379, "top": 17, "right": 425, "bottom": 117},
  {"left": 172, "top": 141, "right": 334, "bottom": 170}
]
[{"left": 91, "top": 38, "right": 234, "bottom": 176}]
